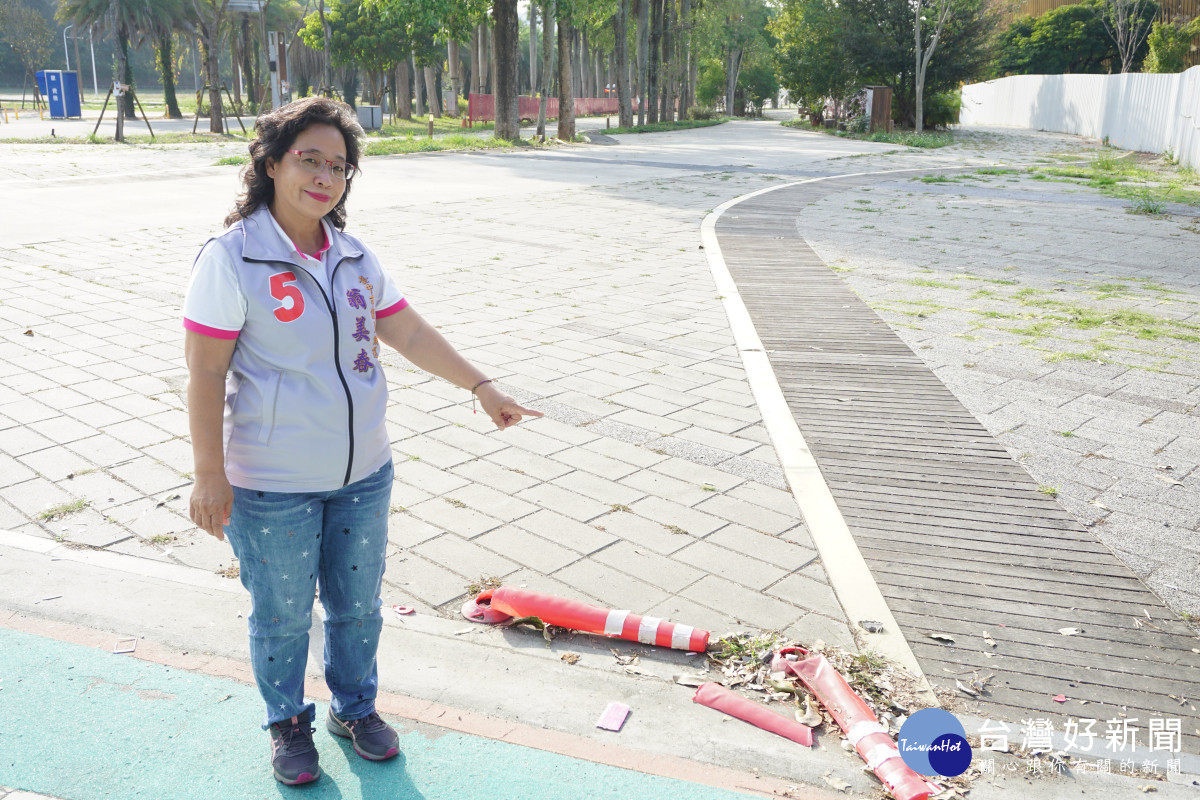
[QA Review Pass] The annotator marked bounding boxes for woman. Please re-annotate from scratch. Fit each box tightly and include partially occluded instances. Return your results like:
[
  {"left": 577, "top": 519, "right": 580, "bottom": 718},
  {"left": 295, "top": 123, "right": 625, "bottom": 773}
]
[{"left": 184, "top": 96, "right": 540, "bottom": 786}]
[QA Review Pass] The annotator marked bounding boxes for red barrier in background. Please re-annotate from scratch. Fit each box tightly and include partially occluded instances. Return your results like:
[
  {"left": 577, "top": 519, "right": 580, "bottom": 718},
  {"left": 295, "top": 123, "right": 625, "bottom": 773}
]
[{"left": 467, "top": 93, "right": 619, "bottom": 126}]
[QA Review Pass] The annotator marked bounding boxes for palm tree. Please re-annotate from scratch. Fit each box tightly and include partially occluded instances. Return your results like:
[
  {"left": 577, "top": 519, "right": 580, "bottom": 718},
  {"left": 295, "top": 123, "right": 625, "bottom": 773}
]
[
  {"left": 58, "top": 0, "right": 151, "bottom": 118},
  {"left": 141, "top": 0, "right": 187, "bottom": 118}
]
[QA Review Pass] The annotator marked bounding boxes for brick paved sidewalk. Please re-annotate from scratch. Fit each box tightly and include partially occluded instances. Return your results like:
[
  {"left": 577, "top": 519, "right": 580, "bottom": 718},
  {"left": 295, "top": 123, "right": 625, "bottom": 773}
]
[{"left": 1, "top": 120, "right": 1195, "bottom": 672}]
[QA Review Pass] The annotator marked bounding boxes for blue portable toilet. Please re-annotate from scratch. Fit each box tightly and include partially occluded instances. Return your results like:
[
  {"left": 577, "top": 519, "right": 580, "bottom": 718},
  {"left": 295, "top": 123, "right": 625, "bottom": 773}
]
[{"left": 35, "top": 70, "right": 83, "bottom": 119}]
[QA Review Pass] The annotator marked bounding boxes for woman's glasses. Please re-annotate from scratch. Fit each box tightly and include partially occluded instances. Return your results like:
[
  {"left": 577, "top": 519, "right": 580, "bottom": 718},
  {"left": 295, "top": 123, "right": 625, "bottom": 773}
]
[{"left": 286, "top": 149, "right": 358, "bottom": 181}]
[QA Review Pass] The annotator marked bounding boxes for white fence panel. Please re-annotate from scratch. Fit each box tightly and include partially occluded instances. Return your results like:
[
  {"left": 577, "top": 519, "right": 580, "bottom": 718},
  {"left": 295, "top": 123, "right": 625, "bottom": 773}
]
[{"left": 961, "top": 67, "right": 1200, "bottom": 168}]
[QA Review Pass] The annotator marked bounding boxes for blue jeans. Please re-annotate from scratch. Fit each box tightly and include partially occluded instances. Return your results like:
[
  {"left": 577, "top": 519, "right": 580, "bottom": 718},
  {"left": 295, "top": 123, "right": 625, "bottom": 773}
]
[{"left": 225, "top": 461, "right": 393, "bottom": 729}]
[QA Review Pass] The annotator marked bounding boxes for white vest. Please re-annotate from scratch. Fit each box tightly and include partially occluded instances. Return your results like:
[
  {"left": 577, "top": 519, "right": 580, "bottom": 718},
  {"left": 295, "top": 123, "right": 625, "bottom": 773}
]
[{"left": 205, "top": 205, "right": 392, "bottom": 492}]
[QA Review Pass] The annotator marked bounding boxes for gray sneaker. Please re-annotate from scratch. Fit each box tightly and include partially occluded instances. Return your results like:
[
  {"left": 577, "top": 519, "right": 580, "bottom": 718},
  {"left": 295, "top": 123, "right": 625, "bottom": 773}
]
[
  {"left": 326, "top": 708, "right": 400, "bottom": 761},
  {"left": 269, "top": 711, "right": 320, "bottom": 785}
]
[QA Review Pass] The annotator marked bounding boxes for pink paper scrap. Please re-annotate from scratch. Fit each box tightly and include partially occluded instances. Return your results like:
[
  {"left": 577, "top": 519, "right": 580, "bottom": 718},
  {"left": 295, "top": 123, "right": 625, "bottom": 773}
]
[{"left": 596, "top": 701, "right": 631, "bottom": 732}]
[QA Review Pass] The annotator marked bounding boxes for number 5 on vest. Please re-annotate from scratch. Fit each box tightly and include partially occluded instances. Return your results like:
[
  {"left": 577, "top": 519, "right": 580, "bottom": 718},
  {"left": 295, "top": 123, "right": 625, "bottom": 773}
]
[{"left": 270, "top": 271, "right": 305, "bottom": 322}]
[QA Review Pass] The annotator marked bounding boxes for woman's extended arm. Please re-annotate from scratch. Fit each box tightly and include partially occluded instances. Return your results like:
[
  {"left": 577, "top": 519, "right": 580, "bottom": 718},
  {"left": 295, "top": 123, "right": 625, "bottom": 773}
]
[
  {"left": 185, "top": 331, "right": 238, "bottom": 540},
  {"left": 376, "top": 306, "right": 541, "bottom": 429}
]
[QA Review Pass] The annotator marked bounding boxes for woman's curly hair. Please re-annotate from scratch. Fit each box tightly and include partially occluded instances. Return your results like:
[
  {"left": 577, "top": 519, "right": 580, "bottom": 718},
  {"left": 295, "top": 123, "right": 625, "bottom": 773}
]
[{"left": 225, "top": 96, "right": 364, "bottom": 230}]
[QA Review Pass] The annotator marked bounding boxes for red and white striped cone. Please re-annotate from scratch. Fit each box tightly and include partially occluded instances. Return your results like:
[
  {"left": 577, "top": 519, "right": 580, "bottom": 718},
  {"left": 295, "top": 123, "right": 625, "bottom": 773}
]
[
  {"left": 772, "top": 647, "right": 938, "bottom": 800},
  {"left": 461, "top": 586, "right": 709, "bottom": 652}
]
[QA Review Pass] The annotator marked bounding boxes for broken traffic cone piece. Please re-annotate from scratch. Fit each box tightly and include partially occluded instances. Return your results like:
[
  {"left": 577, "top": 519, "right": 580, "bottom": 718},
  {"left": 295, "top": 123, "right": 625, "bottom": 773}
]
[
  {"left": 772, "top": 647, "right": 937, "bottom": 800},
  {"left": 692, "top": 682, "right": 813, "bottom": 746},
  {"left": 462, "top": 586, "right": 709, "bottom": 652}
]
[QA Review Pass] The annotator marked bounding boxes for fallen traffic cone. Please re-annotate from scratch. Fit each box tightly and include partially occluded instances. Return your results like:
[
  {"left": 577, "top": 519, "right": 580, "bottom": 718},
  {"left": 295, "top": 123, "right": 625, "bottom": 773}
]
[
  {"left": 462, "top": 586, "right": 709, "bottom": 652},
  {"left": 692, "top": 682, "right": 813, "bottom": 746},
  {"left": 772, "top": 647, "right": 937, "bottom": 800}
]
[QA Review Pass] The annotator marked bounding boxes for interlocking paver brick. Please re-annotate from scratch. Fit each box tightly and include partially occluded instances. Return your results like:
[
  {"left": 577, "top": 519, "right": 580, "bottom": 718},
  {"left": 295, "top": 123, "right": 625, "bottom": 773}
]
[
  {"left": 516, "top": 509, "right": 616, "bottom": 555},
  {"left": 415, "top": 533, "right": 520, "bottom": 581},
  {"left": 552, "top": 558, "right": 671, "bottom": 614},
  {"left": 590, "top": 509, "right": 694, "bottom": 555},
  {"left": 0, "top": 424, "right": 54, "bottom": 455},
  {"left": 620, "top": 469, "right": 715, "bottom": 507},
  {"left": 392, "top": 458, "right": 471, "bottom": 496},
  {"left": 407, "top": 497, "right": 503, "bottom": 539},
  {"left": 393, "top": 435, "right": 477, "bottom": 470},
  {"left": 514, "top": 482, "right": 610, "bottom": 522},
  {"left": 549, "top": 446, "right": 641, "bottom": 481},
  {"left": 106, "top": 457, "right": 189, "bottom": 497},
  {"left": 0, "top": 452, "right": 39, "bottom": 485},
  {"left": 449, "top": 458, "right": 541, "bottom": 494},
  {"left": 628, "top": 496, "right": 726, "bottom": 537},
  {"left": 445, "top": 482, "right": 540, "bottom": 524},
  {"left": 100, "top": 418, "right": 173, "bottom": 449},
  {"left": 767, "top": 571, "right": 848, "bottom": 622},
  {"left": 549, "top": 470, "right": 646, "bottom": 507},
  {"left": 706, "top": 525, "right": 818, "bottom": 572},
  {"left": 693, "top": 494, "right": 798, "bottom": 535},
  {"left": 674, "top": 540, "right": 787, "bottom": 591},
  {"left": 0, "top": 398, "right": 61, "bottom": 424},
  {"left": 386, "top": 512, "right": 444, "bottom": 550},
  {"left": 384, "top": 553, "right": 470, "bottom": 607},
  {"left": 473, "top": 525, "right": 581, "bottom": 574},
  {"left": 1, "top": 476, "right": 76, "bottom": 519},
  {"left": 593, "top": 540, "right": 704, "bottom": 594},
  {"left": 27, "top": 415, "right": 101, "bottom": 445},
  {"left": 606, "top": 408, "right": 688, "bottom": 436},
  {"left": 680, "top": 574, "right": 804, "bottom": 631}
]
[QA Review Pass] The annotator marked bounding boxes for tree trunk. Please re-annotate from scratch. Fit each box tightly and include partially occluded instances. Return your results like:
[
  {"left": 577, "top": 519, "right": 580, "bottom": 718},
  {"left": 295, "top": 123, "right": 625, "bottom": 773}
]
[
  {"left": 614, "top": 0, "right": 632, "bottom": 127},
  {"left": 493, "top": 0, "right": 520, "bottom": 138},
  {"left": 724, "top": 47, "right": 741, "bottom": 116},
  {"left": 319, "top": 1, "right": 332, "bottom": 94},
  {"left": 581, "top": 29, "right": 591, "bottom": 97},
  {"left": 157, "top": 33, "right": 183, "bottom": 118},
  {"left": 594, "top": 46, "right": 602, "bottom": 100},
  {"left": 396, "top": 57, "right": 412, "bottom": 119},
  {"left": 423, "top": 65, "right": 441, "bottom": 116},
  {"left": 647, "top": 0, "right": 661, "bottom": 123},
  {"left": 241, "top": 17, "right": 254, "bottom": 105},
  {"left": 636, "top": 0, "right": 649, "bottom": 124},
  {"left": 661, "top": 0, "right": 674, "bottom": 121},
  {"left": 679, "top": 0, "right": 691, "bottom": 115},
  {"left": 469, "top": 28, "right": 480, "bottom": 95},
  {"left": 444, "top": 40, "right": 459, "bottom": 116},
  {"left": 231, "top": 25, "right": 243, "bottom": 106},
  {"left": 117, "top": 26, "right": 136, "bottom": 118},
  {"left": 413, "top": 54, "right": 425, "bottom": 115},
  {"left": 528, "top": 3, "right": 538, "bottom": 97},
  {"left": 914, "top": 9, "right": 922, "bottom": 131},
  {"left": 557, "top": 15, "right": 575, "bottom": 140},
  {"left": 536, "top": 0, "right": 554, "bottom": 138},
  {"left": 687, "top": 32, "right": 698, "bottom": 115},
  {"left": 477, "top": 23, "right": 490, "bottom": 93},
  {"left": 200, "top": 33, "right": 223, "bottom": 134}
]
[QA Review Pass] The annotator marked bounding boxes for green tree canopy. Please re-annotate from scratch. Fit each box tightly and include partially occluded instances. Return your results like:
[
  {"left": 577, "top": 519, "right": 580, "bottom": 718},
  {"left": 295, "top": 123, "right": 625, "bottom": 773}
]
[
  {"left": 0, "top": 0, "right": 55, "bottom": 85},
  {"left": 993, "top": 0, "right": 1158, "bottom": 76},
  {"left": 1143, "top": 16, "right": 1200, "bottom": 72},
  {"left": 769, "top": 0, "right": 856, "bottom": 116},
  {"left": 771, "top": 0, "right": 994, "bottom": 126}
]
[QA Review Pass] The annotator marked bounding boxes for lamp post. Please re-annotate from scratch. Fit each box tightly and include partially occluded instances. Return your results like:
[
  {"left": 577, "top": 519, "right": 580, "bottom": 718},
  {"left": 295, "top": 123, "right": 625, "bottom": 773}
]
[
  {"left": 89, "top": 27, "right": 98, "bottom": 96},
  {"left": 63, "top": 25, "right": 72, "bottom": 69}
]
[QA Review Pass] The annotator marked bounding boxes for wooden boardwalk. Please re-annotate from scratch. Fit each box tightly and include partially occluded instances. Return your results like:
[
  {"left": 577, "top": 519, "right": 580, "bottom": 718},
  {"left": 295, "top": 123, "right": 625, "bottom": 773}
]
[{"left": 715, "top": 175, "right": 1200, "bottom": 756}]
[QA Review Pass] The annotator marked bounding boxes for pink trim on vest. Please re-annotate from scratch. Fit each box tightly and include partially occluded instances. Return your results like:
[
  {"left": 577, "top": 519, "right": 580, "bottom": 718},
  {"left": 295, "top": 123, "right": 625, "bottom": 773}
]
[
  {"left": 183, "top": 318, "right": 240, "bottom": 340},
  {"left": 376, "top": 298, "right": 409, "bottom": 319}
]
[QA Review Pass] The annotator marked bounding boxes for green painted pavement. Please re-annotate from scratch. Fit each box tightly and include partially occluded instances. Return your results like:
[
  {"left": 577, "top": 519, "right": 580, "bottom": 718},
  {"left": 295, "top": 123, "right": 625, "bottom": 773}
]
[{"left": 0, "top": 628, "right": 754, "bottom": 800}]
